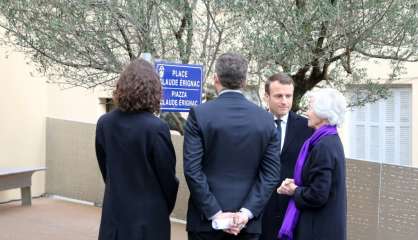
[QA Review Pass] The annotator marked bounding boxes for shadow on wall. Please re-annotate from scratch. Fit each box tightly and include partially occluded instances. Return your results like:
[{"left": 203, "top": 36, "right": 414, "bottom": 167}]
[{"left": 45, "top": 118, "right": 418, "bottom": 240}]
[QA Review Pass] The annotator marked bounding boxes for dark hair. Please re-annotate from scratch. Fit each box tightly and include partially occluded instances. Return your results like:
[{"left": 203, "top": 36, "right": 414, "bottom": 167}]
[
  {"left": 215, "top": 52, "right": 248, "bottom": 89},
  {"left": 265, "top": 72, "right": 294, "bottom": 95},
  {"left": 113, "top": 59, "right": 161, "bottom": 113}
]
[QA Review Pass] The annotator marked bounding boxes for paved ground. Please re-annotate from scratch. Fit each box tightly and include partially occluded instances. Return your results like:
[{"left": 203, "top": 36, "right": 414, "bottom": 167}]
[{"left": 0, "top": 197, "right": 187, "bottom": 240}]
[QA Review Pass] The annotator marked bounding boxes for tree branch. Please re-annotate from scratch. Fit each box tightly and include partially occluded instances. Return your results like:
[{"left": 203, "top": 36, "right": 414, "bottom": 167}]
[
  {"left": 293, "top": 64, "right": 311, "bottom": 80},
  {"left": 315, "top": 22, "right": 327, "bottom": 54},
  {"left": 341, "top": 48, "right": 352, "bottom": 74},
  {"left": 355, "top": 48, "right": 418, "bottom": 62},
  {"left": 115, "top": 18, "right": 134, "bottom": 60},
  {"left": 295, "top": 0, "right": 306, "bottom": 9},
  {"left": 205, "top": 30, "right": 223, "bottom": 80},
  {"left": 203, "top": 0, "right": 221, "bottom": 33},
  {"left": 321, "top": 61, "right": 330, "bottom": 80},
  {"left": 156, "top": 11, "right": 166, "bottom": 59},
  {"left": 174, "top": 1, "right": 193, "bottom": 63},
  {"left": 199, "top": 7, "right": 211, "bottom": 61},
  {"left": 328, "top": 50, "right": 349, "bottom": 63},
  {"left": 351, "top": 0, "right": 396, "bottom": 46},
  {"left": 185, "top": 1, "right": 193, "bottom": 63},
  {"left": 174, "top": 14, "right": 187, "bottom": 40}
]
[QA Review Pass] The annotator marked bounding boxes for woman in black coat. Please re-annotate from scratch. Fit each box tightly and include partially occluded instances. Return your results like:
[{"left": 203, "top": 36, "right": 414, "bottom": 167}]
[
  {"left": 277, "top": 88, "right": 347, "bottom": 240},
  {"left": 95, "top": 59, "right": 179, "bottom": 240}
]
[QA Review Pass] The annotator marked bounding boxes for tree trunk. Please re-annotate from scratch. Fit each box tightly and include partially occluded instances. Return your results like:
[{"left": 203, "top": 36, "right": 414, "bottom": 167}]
[{"left": 292, "top": 69, "right": 324, "bottom": 112}]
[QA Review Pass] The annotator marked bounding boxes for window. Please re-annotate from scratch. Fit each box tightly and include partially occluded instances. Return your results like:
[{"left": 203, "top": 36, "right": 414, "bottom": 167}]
[{"left": 345, "top": 87, "right": 411, "bottom": 166}]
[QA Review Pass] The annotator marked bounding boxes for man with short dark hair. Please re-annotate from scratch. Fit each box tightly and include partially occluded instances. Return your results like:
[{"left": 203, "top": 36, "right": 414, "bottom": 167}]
[
  {"left": 184, "top": 53, "right": 281, "bottom": 240},
  {"left": 260, "top": 73, "right": 313, "bottom": 240}
]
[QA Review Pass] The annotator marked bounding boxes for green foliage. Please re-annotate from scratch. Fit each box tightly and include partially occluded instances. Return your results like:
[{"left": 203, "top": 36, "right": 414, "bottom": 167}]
[
  {"left": 0, "top": 0, "right": 417, "bottom": 110},
  {"left": 222, "top": 0, "right": 417, "bottom": 109}
]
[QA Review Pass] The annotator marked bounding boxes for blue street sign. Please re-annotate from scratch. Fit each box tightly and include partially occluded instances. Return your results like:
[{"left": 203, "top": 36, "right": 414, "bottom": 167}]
[{"left": 156, "top": 62, "right": 204, "bottom": 112}]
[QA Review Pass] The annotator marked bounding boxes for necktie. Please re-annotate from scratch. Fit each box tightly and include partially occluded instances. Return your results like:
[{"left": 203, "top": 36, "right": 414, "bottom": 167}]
[{"left": 275, "top": 119, "right": 282, "bottom": 151}]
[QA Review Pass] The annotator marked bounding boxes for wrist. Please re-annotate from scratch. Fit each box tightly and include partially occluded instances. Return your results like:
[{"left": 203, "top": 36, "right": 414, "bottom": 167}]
[
  {"left": 210, "top": 210, "right": 223, "bottom": 220},
  {"left": 239, "top": 208, "right": 253, "bottom": 220}
]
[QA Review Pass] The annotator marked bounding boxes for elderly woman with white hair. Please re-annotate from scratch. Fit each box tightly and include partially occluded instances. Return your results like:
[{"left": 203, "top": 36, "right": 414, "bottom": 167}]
[{"left": 276, "top": 88, "right": 347, "bottom": 240}]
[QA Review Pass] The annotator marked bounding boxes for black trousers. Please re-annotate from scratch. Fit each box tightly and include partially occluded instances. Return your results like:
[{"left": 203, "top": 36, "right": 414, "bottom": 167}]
[{"left": 188, "top": 231, "right": 260, "bottom": 240}]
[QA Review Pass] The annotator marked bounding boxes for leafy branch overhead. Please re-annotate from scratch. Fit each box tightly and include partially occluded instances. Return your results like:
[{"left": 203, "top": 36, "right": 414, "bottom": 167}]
[
  {"left": 227, "top": 0, "right": 417, "bottom": 108},
  {"left": 0, "top": 0, "right": 417, "bottom": 111}
]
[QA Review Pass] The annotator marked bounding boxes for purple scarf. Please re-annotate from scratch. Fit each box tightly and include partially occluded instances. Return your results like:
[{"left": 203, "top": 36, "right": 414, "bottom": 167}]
[{"left": 278, "top": 124, "right": 338, "bottom": 240}]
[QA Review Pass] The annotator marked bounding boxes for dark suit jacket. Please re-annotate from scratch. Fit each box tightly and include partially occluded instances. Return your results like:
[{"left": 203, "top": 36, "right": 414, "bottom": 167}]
[
  {"left": 261, "top": 112, "right": 313, "bottom": 240},
  {"left": 183, "top": 92, "right": 281, "bottom": 234},
  {"left": 294, "top": 134, "right": 346, "bottom": 240},
  {"left": 95, "top": 109, "right": 179, "bottom": 240}
]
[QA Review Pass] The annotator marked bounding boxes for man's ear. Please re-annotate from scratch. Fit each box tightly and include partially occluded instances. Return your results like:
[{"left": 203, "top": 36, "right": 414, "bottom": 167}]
[
  {"left": 264, "top": 93, "right": 271, "bottom": 111},
  {"left": 241, "top": 80, "right": 247, "bottom": 89},
  {"left": 213, "top": 74, "right": 222, "bottom": 93},
  {"left": 264, "top": 92, "right": 269, "bottom": 103},
  {"left": 213, "top": 73, "right": 219, "bottom": 84}
]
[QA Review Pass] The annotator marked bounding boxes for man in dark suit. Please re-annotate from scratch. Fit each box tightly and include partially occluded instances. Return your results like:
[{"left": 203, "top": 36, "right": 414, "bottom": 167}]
[
  {"left": 184, "top": 53, "right": 281, "bottom": 240},
  {"left": 260, "top": 73, "right": 313, "bottom": 240}
]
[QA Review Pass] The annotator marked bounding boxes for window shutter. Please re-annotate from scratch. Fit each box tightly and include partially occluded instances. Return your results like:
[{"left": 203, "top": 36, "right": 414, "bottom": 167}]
[
  {"left": 369, "top": 126, "right": 380, "bottom": 162},
  {"left": 399, "top": 126, "right": 411, "bottom": 166},
  {"left": 355, "top": 125, "right": 366, "bottom": 159},
  {"left": 369, "top": 102, "right": 380, "bottom": 123},
  {"left": 356, "top": 106, "right": 366, "bottom": 122},
  {"left": 384, "top": 94, "right": 395, "bottom": 123},
  {"left": 345, "top": 87, "right": 411, "bottom": 166},
  {"left": 399, "top": 90, "right": 410, "bottom": 123},
  {"left": 384, "top": 126, "right": 396, "bottom": 164}
]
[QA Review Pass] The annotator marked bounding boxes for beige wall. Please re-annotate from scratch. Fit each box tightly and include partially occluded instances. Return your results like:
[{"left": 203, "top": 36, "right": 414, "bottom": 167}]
[
  {"left": 0, "top": 46, "right": 109, "bottom": 203},
  {"left": 45, "top": 118, "right": 189, "bottom": 219},
  {"left": 46, "top": 85, "right": 109, "bottom": 124},
  {"left": 0, "top": 46, "right": 47, "bottom": 202},
  {"left": 0, "top": 39, "right": 109, "bottom": 203}
]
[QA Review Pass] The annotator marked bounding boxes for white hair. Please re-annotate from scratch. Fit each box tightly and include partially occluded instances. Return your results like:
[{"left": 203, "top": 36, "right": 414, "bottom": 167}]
[{"left": 308, "top": 88, "right": 347, "bottom": 127}]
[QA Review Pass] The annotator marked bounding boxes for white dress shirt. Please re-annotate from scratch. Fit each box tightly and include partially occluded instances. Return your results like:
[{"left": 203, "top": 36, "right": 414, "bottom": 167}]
[
  {"left": 274, "top": 113, "right": 289, "bottom": 152},
  {"left": 218, "top": 89, "right": 243, "bottom": 96}
]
